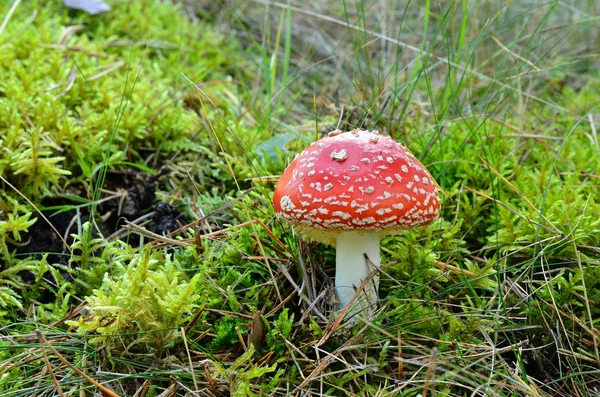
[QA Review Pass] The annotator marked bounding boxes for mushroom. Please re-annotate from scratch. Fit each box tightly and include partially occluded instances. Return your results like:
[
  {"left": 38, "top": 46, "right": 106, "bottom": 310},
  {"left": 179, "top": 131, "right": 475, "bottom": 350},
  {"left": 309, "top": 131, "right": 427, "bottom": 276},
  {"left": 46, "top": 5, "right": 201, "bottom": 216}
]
[{"left": 273, "top": 129, "right": 441, "bottom": 318}]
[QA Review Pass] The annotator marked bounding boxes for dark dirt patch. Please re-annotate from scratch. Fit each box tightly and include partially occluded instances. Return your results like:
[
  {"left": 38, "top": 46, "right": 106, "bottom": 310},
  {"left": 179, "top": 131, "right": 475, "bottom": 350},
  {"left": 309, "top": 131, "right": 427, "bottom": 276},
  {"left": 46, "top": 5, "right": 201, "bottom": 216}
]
[
  {"left": 8, "top": 170, "right": 189, "bottom": 304},
  {"left": 11, "top": 170, "right": 186, "bottom": 265},
  {"left": 149, "top": 201, "right": 185, "bottom": 236}
]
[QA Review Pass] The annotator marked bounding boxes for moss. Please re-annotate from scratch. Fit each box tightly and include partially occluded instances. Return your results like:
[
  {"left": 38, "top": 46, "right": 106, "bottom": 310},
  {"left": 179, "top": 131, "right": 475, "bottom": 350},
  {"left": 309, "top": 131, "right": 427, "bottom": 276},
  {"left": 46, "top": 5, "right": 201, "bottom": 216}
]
[
  {"left": 67, "top": 247, "right": 203, "bottom": 354},
  {"left": 0, "top": 0, "right": 244, "bottom": 324},
  {"left": 0, "top": 0, "right": 233, "bottom": 200}
]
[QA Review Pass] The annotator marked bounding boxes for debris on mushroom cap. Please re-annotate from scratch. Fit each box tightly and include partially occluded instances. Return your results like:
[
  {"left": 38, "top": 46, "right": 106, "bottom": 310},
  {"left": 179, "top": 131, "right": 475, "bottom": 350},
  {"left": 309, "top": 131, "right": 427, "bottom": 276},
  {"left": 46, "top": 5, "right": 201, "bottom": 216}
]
[{"left": 273, "top": 129, "right": 441, "bottom": 243}]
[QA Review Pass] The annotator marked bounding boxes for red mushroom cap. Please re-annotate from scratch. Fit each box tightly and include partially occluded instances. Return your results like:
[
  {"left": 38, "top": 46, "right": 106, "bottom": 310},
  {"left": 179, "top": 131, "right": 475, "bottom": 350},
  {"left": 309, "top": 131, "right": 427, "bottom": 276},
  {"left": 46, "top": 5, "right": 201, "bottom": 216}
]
[{"left": 273, "top": 129, "right": 441, "bottom": 243}]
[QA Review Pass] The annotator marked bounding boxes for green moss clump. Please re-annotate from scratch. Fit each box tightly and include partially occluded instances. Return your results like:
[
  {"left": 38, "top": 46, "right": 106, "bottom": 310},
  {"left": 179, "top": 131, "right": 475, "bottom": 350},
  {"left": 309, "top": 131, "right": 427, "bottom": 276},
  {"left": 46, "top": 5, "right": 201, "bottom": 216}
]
[
  {"left": 68, "top": 247, "right": 202, "bottom": 354},
  {"left": 0, "top": 0, "right": 243, "bottom": 326},
  {"left": 0, "top": 0, "right": 233, "bottom": 200}
]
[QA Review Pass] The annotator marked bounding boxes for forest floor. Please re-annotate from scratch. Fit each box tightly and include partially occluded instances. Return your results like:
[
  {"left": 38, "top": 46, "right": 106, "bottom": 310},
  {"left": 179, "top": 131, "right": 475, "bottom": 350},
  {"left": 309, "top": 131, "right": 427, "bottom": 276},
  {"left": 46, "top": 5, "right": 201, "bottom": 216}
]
[{"left": 1, "top": 1, "right": 600, "bottom": 396}]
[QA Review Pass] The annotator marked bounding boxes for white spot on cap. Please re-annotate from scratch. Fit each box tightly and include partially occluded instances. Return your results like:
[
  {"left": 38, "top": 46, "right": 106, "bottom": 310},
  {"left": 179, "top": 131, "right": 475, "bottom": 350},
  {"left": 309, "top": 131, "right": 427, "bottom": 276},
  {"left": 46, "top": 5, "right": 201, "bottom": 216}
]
[
  {"left": 361, "top": 158, "right": 371, "bottom": 164},
  {"left": 280, "top": 196, "right": 295, "bottom": 212},
  {"left": 376, "top": 191, "right": 393, "bottom": 200},
  {"left": 352, "top": 217, "right": 376, "bottom": 225},
  {"left": 414, "top": 175, "right": 420, "bottom": 182},
  {"left": 353, "top": 202, "right": 369, "bottom": 213},
  {"left": 330, "top": 149, "right": 348, "bottom": 161},
  {"left": 308, "top": 170, "right": 315, "bottom": 176},
  {"left": 401, "top": 165, "right": 409, "bottom": 173},
  {"left": 332, "top": 211, "right": 351, "bottom": 220},
  {"left": 350, "top": 165, "right": 360, "bottom": 171},
  {"left": 376, "top": 208, "right": 392, "bottom": 215},
  {"left": 324, "top": 183, "right": 333, "bottom": 191},
  {"left": 381, "top": 215, "right": 398, "bottom": 223},
  {"left": 422, "top": 177, "right": 429, "bottom": 185},
  {"left": 385, "top": 176, "right": 394, "bottom": 185}
]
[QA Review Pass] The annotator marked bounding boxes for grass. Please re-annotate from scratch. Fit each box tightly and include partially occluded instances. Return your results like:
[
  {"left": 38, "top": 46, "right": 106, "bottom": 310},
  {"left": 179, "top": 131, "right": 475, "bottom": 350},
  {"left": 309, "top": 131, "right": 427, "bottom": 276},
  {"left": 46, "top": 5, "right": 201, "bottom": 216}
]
[{"left": 1, "top": 0, "right": 600, "bottom": 396}]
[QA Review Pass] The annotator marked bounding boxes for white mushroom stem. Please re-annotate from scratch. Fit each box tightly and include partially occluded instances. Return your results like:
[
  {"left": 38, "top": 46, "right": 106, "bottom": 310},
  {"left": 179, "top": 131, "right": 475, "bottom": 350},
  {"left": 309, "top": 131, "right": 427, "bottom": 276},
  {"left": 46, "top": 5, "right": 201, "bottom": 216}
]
[{"left": 335, "top": 231, "right": 380, "bottom": 316}]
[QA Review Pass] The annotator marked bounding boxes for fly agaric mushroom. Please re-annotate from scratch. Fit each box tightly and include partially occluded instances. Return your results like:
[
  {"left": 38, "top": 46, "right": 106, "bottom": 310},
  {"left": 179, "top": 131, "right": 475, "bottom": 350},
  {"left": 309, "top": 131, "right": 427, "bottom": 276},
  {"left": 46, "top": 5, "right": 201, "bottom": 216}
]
[{"left": 273, "top": 129, "right": 441, "bottom": 318}]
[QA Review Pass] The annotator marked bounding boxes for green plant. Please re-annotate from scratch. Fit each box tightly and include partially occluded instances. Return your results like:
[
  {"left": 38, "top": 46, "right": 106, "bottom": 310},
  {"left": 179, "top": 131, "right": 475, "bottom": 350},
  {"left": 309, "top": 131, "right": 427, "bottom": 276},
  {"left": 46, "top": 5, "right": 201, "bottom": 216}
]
[
  {"left": 209, "top": 344, "right": 281, "bottom": 397},
  {"left": 0, "top": 194, "right": 36, "bottom": 262},
  {"left": 68, "top": 247, "right": 202, "bottom": 354},
  {"left": 265, "top": 308, "right": 294, "bottom": 356}
]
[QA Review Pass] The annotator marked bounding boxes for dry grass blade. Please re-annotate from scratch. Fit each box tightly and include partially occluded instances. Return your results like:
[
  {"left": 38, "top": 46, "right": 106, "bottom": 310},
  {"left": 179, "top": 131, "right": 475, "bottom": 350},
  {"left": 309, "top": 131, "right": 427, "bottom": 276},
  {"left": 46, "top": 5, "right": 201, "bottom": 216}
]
[
  {"left": 572, "top": 231, "right": 600, "bottom": 366},
  {"left": 397, "top": 330, "right": 403, "bottom": 382},
  {"left": 0, "top": 0, "right": 21, "bottom": 37},
  {"left": 244, "top": 175, "right": 281, "bottom": 183},
  {"left": 434, "top": 260, "right": 476, "bottom": 278},
  {"left": 256, "top": 218, "right": 292, "bottom": 254},
  {"left": 317, "top": 264, "right": 380, "bottom": 345},
  {"left": 36, "top": 332, "right": 65, "bottom": 397},
  {"left": 271, "top": 259, "right": 328, "bottom": 321},
  {"left": 181, "top": 327, "right": 199, "bottom": 392},
  {"left": 293, "top": 333, "right": 364, "bottom": 393},
  {"left": 421, "top": 347, "right": 438, "bottom": 397},
  {"left": 34, "top": 330, "right": 121, "bottom": 397},
  {"left": 249, "top": 0, "right": 581, "bottom": 118},
  {"left": 491, "top": 36, "right": 541, "bottom": 74}
]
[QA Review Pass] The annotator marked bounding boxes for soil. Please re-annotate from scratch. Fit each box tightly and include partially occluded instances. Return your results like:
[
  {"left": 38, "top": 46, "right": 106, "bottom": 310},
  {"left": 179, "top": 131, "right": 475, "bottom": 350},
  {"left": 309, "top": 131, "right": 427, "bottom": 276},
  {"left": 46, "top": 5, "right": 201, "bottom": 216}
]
[{"left": 11, "top": 170, "right": 184, "bottom": 295}]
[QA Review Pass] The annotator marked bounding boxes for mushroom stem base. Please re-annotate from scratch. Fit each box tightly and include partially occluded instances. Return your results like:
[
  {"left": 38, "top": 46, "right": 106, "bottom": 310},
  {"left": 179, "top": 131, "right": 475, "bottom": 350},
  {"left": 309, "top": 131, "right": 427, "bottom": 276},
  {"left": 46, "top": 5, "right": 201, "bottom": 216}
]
[{"left": 335, "top": 231, "right": 380, "bottom": 318}]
